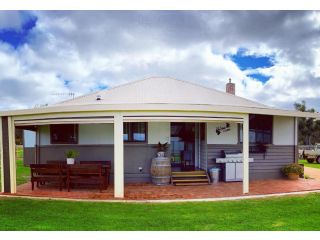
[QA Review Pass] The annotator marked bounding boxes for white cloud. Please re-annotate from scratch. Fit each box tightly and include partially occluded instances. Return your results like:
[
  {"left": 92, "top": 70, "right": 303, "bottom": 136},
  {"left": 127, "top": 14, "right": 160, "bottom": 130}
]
[{"left": 0, "top": 11, "right": 319, "bottom": 112}]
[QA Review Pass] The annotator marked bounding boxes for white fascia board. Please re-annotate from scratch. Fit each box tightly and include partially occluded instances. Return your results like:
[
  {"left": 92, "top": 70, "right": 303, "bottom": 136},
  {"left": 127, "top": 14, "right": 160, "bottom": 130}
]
[
  {"left": 12, "top": 110, "right": 246, "bottom": 126},
  {"left": 124, "top": 116, "right": 243, "bottom": 123},
  {"left": 12, "top": 111, "right": 115, "bottom": 121},
  {"left": 2, "top": 103, "right": 319, "bottom": 119},
  {"left": 14, "top": 118, "right": 114, "bottom": 126}
]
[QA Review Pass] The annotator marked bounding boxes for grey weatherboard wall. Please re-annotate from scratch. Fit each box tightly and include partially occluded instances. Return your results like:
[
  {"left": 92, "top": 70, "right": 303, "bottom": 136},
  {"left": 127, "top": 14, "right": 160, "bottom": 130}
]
[
  {"left": 23, "top": 143, "right": 297, "bottom": 182},
  {"left": 200, "top": 140, "right": 207, "bottom": 171},
  {"left": 34, "top": 143, "right": 158, "bottom": 183},
  {"left": 23, "top": 148, "right": 35, "bottom": 165},
  {"left": 204, "top": 144, "right": 295, "bottom": 179}
]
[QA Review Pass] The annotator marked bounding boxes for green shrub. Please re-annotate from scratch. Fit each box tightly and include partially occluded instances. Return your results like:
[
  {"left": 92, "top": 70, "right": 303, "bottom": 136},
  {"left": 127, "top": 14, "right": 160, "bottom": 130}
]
[
  {"left": 155, "top": 142, "right": 168, "bottom": 152},
  {"left": 281, "top": 163, "right": 303, "bottom": 176},
  {"left": 65, "top": 149, "right": 79, "bottom": 158}
]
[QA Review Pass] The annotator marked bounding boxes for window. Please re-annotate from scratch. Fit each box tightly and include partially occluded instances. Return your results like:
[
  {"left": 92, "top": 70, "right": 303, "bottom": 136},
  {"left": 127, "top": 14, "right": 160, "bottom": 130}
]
[
  {"left": 239, "top": 114, "right": 273, "bottom": 144},
  {"left": 50, "top": 124, "right": 78, "bottom": 144},
  {"left": 123, "top": 122, "right": 147, "bottom": 142}
]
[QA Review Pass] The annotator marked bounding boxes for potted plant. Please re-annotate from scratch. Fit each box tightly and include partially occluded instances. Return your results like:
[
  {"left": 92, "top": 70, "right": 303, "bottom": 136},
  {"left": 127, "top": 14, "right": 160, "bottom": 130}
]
[
  {"left": 155, "top": 142, "right": 168, "bottom": 158},
  {"left": 281, "top": 163, "right": 303, "bottom": 180},
  {"left": 65, "top": 149, "right": 79, "bottom": 164}
]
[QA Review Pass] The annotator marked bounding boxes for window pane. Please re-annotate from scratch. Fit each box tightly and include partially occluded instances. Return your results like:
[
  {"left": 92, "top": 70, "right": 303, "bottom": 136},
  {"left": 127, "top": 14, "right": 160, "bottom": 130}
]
[
  {"left": 123, "top": 123, "right": 130, "bottom": 141},
  {"left": 123, "top": 134, "right": 129, "bottom": 141},
  {"left": 123, "top": 122, "right": 147, "bottom": 142},
  {"left": 50, "top": 124, "right": 78, "bottom": 144},
  {"left": 239, "top": 115, "right": 273, "bottom": 144},
  {"left": 132, "top": 123, "right": 146, "bottom": 142},
  {"left": 249, "top": 129, "right": 256, "bottom": 143}
]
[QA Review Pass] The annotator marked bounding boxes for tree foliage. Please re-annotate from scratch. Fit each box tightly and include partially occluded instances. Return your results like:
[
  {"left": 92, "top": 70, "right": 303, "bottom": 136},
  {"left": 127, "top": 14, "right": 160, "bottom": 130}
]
[{"left": 294, "top": 101, "right": 320, "bottom": 145}]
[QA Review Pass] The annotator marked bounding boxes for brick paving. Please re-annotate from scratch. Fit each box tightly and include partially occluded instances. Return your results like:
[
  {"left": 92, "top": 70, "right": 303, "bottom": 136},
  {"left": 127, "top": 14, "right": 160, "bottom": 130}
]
[{"left": 4, "top": 178, "right": 320, "bottom": 200}]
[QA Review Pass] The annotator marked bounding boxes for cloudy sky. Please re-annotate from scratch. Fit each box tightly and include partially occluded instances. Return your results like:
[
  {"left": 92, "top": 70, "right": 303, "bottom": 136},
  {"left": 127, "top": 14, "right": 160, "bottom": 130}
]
[{"left": 0, "top": 10, "right": 319, "bottom": 111}]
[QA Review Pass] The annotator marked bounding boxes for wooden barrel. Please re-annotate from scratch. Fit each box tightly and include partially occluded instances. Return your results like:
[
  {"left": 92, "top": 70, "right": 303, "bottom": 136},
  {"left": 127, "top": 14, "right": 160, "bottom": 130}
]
[{"left": 150, "top": 157, "right": 171, "bottom": 185}]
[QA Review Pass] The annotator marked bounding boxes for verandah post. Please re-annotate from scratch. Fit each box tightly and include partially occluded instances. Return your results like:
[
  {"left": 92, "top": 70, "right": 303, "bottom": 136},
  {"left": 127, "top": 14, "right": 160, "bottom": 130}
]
[
  {"left": 8, "top": 117, "right": 16, "bottom": 193},
  {"left": 114, "top": 113, "right": 124, "bottom": 198},
  {"left": 0, "top": 116, "right": 16, "bottom": 193},
  {"left": 0, "top": 117, "right": 3, "bottom": 192},
  {"left": 242, "top": 114, "right": 249, "bottom": 194}
]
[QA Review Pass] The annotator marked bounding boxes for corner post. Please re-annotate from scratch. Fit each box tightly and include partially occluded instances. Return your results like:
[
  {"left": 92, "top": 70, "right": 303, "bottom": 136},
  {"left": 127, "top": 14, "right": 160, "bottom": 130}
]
[
  {"left": 242, "top": 114, "right": 249, "bottom": 194},
  {"left": 0, "top": 117, "right": 3, "bottom": 192},
  {"left": 1, "top": 116, "right": 16, "bottom": 193},
  {"left": 114, "top": 113, "right": 124, "bottom": 198}
]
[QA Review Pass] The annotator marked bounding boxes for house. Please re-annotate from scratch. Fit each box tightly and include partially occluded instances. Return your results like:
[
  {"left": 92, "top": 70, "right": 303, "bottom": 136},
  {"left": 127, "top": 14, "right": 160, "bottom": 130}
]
[{"left": 1, "top": 77, "right": 319, "bottom": 198}]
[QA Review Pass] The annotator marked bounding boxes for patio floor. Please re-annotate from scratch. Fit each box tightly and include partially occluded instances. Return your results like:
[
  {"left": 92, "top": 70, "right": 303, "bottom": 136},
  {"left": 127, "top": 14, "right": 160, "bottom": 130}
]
[{"left": 6, "top": 178, "right": 320, "bottom": 200}]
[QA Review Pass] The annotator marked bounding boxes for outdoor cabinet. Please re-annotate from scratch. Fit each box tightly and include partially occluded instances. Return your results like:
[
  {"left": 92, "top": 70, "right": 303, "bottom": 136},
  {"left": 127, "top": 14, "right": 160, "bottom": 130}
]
[{"left": 225, "top": 162, "right": 243, "bottom": 182}]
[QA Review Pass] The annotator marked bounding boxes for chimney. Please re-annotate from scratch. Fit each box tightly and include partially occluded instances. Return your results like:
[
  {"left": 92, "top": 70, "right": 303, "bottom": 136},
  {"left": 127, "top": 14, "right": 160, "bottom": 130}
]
[{"left": 226, "top": 78, "right": 235, "bottom": 95}]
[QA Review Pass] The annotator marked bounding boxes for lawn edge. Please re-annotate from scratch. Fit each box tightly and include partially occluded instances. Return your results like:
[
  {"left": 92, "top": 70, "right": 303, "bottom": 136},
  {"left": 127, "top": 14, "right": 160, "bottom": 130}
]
[{"left": 1, "top": 189, "right": 320, "bottom": 204}]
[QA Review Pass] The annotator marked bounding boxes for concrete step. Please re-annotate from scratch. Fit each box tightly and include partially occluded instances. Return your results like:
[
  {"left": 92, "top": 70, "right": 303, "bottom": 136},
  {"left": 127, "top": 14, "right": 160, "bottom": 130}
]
[
  {"left": 171, "top": 169, "right": 210, "bottom": 185},
  {"left": 172, "top": 178, "right": 209, "bottom": 183},
  {"left": 172, "top": 174, "right": 207, "bottom": 178},
  {"left": 174, "top": 182, "right": 210, "bottom": 186},
  {"left": 172, "top": 170, "right": 206, "bottom": 175}
]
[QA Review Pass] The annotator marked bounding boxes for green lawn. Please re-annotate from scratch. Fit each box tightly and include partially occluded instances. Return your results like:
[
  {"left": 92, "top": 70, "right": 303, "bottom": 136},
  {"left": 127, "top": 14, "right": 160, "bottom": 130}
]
[
  {"left": 16, "top": 145, "right": 23, "bottom": 160},
  {"left": 16, "top": 159, "right": 30, "bottom": 185},
  {"left": 299, "top": 159, "right": 320, "bottom": 169},
  {"left": 0, "top": 193, "right": 320, "bottom": 230}
]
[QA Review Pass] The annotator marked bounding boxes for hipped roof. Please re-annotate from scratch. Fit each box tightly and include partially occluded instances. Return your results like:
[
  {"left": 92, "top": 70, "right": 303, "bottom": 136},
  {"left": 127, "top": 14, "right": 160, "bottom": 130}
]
[{"left": 1, "top": 77, "right": 320, "bottom": 119}]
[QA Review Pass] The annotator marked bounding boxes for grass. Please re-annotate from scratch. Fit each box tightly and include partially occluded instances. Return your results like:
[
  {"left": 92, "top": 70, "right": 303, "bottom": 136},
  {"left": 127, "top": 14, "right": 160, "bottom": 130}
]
[
  {"left": 16, "top": 145, "right": 23, "bottom": 160},
  {"left": 0, "top": 193, "right": 320, "bottom": 230},
  {"left": 299, "top": 159, "right": 320, "bottom": 169},
  {"left": 16, "top": 159, "right": 30, "bottom": 185}
]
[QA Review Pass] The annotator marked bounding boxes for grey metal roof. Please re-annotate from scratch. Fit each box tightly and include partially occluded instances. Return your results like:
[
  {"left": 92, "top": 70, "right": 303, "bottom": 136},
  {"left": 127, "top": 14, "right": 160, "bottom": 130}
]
[
  {"left": 56, "top": 77, "right": 269, "bottom": 108},
  {"left": 1, "top": 77, "right": 320, "bottom": 119}
]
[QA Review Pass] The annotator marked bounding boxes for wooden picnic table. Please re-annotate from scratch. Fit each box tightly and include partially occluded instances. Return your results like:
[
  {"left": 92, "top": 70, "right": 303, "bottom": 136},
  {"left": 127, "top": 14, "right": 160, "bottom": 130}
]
[{"left": 30, "top": 161, "right": 111, "bottom": 192}]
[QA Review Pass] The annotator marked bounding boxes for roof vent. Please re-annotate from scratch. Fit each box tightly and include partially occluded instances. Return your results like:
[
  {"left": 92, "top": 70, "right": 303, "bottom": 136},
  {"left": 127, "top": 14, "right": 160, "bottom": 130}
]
[{"left": 96, "top": 95, "right": 102, "bottom": 101}]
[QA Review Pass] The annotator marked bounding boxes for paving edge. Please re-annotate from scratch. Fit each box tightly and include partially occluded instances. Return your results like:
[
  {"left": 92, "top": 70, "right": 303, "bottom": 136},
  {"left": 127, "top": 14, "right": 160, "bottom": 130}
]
[{"left": 1, "top": 189, "right": 320, "bottom": 203}]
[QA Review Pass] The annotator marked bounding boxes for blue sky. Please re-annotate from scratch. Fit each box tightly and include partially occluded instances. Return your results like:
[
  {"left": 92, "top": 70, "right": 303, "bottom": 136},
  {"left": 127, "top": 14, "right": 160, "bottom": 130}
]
[
  {"left": 230, "top": 49, "right": 274, "bottom": 70},
  {"left": 228, "top": 49, "right": 274, "bottom": 83},
  {"left": 0, "top": 12, "right": 37, "bottom": 48},
  {"left": 0, "top": 11, "right": 319, "bottom": 111}
]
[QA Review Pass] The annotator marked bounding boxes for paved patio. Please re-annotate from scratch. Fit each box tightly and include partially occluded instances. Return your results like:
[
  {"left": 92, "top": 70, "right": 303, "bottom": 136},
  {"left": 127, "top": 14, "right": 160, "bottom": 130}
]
[
  {"left": 304, "top": 167, "right": 320, "bottom": 180},
  {"left": 6, "top": 178, "right": 320, "bottom": 200}
]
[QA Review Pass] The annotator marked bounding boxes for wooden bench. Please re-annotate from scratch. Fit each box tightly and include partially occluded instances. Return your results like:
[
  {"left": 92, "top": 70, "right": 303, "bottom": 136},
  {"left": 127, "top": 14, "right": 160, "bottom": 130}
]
[
  {"left": 80, "top": 160, "right": 111, "bottom": 168},
  {"left": 47, "top": 160, "right": 67, "bottom": 165},
  {"left": 30, "top": 164, "right": 66, "bottom": 191},
  {"left": 80, "top": 161, "right": 111, "bottom": 187},
  {"left": 67, "top": 164, "right": 105, "bottom": 192}
]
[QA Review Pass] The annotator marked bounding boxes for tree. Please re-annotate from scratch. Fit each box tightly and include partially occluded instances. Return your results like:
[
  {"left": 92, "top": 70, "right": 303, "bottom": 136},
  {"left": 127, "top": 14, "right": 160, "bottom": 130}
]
[{"left": 294, "top": 101, "right": 320, "bottom": 145}]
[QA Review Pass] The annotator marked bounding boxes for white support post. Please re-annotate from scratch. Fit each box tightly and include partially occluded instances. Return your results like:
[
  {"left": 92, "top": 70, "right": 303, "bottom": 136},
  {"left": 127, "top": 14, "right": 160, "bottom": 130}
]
[
  {"left": 294, "top": 117, "right": 298, "bottom": 163},
  {"left": 242, "top": 114, "right": 249, "bottom": 194},
  {"left": 8, "top": 117, "right": 16, "bottom": 194},
  {"left": 0, "top": 117, "right": 4, "bottom": 192},
  {"left": 114, "top": 113, "right": 124, "bottom": 198}
]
